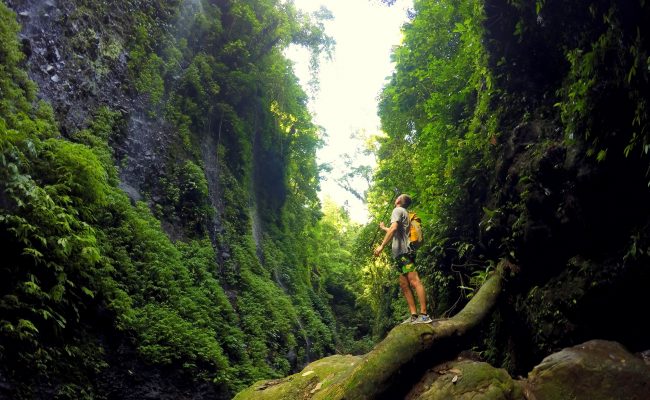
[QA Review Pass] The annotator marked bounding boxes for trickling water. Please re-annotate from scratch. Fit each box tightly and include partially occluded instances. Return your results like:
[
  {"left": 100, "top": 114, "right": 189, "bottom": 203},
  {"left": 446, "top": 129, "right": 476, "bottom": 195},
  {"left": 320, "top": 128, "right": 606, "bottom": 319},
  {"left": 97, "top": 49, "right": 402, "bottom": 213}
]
[
  {"left": 251, "top": 128, "right": 313, "bottom": 365},
  {"left": 199, "top": 126, "right": 224, "bottom": 241},
  {"left": 271, "top": 267, "right": 313, "bottom": 364},
  {"left": 251, "top": 205, "right": 263, "bottom": 257},
  {"left": 182, "top": 0, "right": 203, "bottom": 16},
  {"left": 118, "top": 0, "right": 205, "bottom": 203},
  {"left": 117, "top": 109, "right": 173, "bottom": 202}
]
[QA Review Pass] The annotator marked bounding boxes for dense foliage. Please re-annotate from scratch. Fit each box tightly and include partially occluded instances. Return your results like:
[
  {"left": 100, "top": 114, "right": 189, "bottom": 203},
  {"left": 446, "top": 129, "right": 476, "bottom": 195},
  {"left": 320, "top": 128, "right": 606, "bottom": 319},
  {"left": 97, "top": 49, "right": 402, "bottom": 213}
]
[
  {"left": 0, "top": 1, "right": 367, "bottom": 398},
  {"left": 364, "top": 0, "right": 498, "bottom": 335},
  {"left": 369, "top": 0, "right": 649, "bottom": 375}
]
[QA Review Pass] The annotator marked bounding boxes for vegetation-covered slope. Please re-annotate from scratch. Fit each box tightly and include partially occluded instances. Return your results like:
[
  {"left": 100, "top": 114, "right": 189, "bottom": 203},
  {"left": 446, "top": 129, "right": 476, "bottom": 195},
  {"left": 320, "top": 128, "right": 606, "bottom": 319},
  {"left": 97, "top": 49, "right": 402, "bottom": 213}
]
[{"left": 0, "top": 1, "right": 370, "bottom": 398}]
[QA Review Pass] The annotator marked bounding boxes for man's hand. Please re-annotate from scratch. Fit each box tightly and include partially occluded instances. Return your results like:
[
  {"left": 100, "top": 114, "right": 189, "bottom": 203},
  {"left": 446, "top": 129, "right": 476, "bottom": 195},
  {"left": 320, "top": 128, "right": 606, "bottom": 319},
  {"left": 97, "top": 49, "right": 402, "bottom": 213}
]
[
  {"left": 379, "top": 222, "right": 387, "bottom": 230},
  {"left": 373, "top": 244, "right": 384, "bottom": 257}
]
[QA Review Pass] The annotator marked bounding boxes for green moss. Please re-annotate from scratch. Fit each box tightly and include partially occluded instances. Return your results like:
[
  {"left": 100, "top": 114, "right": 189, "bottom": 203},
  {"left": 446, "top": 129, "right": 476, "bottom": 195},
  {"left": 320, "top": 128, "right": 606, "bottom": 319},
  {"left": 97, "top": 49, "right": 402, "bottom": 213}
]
[
  {"left": 234, "top": 355, "right": 360, "bottom": 400},
  {"left": 101, "top": 37, "right": 123, "bottom": 61},
  {"left": 420, "top": 360, "right": 519, "bottom": 400},
  {"left": 0, "top": 4, "right": 37, "bottom": 127},
  {"left": 134, "top": 52, "right": 165, "bottom": 105}
]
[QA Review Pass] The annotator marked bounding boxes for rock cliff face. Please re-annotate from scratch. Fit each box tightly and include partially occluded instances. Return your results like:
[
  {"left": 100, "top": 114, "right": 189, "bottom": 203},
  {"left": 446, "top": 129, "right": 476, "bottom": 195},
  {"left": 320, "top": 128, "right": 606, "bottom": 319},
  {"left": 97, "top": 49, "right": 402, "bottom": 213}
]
[
  {"left": 4, "top": 6, "right": 219, "bottom": 398},
  {"left": 8, "top": 0, "right": 187, "bottom": 232},
  {"left": 476, "top": 0, "right": 650, "bottom": 375},
  {"left": 8, "top": 0, "right": 132, "bottom": 131},
  {"left": 1, "top": 0, "right": 338, "bottom": 398}
]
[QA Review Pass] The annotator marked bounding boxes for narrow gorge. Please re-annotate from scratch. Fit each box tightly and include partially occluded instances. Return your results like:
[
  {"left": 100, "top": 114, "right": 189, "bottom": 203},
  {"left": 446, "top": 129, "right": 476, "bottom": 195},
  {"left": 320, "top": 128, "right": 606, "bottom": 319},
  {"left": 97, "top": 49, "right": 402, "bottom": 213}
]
[{"left": 1, "top": 0, "right": 649, "bottom": 399}]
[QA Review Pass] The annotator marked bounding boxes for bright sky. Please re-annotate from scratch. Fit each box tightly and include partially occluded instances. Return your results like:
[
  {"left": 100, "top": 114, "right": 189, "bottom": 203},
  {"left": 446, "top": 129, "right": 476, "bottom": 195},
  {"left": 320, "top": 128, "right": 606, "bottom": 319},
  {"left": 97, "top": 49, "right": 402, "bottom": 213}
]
[{"left": 286, "top": 0, "right": 412, "bottom": 223}]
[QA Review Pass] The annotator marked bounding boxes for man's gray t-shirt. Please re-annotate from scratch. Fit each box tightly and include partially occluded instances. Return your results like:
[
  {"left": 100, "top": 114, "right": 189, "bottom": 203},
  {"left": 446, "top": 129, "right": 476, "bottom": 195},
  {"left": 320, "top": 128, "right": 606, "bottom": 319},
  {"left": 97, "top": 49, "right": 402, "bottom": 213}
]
[{"left": 390, "top": 206, "right": 410, "bottom": 257}]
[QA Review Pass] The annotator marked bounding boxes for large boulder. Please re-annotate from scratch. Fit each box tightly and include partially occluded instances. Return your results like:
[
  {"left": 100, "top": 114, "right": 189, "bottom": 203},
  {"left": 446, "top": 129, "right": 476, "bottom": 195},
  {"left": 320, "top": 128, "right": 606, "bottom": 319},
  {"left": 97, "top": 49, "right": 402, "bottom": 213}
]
[
  {"left": 406, "top": 358, "right": 524, "bottom": 400},
  {"left": 524, "top": 339, "right": 650, "bottom": 400}
]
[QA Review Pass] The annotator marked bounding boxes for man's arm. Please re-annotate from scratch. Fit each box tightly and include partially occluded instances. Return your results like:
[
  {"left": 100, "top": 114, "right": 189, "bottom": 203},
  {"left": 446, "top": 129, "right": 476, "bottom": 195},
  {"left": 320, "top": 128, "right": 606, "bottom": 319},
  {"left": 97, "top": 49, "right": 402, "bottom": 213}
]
[{"left": 374, "top": 221, "right": 398, "bottom": 256}]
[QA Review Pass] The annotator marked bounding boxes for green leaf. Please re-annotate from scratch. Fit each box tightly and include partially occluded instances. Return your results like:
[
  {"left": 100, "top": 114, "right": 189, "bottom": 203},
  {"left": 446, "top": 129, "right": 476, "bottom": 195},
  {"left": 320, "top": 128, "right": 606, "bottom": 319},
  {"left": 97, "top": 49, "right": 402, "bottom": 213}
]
[
  {"left": 17, "top": 319, "right": 39, "bottom": 333},
  {"left": 22, "top": 247, "right": 43, "bottom": 260},
  {"left": 81, "top": 286, "right": 95, "bottom": 298}
]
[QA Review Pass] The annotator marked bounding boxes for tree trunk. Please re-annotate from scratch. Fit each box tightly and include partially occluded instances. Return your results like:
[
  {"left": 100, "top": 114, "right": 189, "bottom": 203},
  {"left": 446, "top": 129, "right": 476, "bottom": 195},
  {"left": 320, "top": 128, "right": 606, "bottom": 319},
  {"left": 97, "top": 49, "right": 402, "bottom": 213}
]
[{"left": 234, "top": 260, "right": 506, "bottom": 400}]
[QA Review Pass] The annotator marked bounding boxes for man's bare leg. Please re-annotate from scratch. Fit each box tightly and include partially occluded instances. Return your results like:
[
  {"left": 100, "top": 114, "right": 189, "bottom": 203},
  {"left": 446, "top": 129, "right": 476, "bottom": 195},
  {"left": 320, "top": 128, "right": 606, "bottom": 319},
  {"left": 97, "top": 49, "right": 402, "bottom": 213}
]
[
  {"left": 408, "top": 271, "right": 427, "bottom": 314},
  {"left": 399, "top": 274, "right": 417, "bottom": 315}
]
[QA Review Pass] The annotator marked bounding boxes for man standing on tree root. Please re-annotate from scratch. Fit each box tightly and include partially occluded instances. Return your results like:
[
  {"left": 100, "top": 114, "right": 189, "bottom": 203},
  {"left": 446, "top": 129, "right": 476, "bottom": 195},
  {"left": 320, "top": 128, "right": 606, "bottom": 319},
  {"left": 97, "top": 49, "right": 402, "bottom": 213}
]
[{"left": 374, "top": 194, "right": 432, "bottom": 324}]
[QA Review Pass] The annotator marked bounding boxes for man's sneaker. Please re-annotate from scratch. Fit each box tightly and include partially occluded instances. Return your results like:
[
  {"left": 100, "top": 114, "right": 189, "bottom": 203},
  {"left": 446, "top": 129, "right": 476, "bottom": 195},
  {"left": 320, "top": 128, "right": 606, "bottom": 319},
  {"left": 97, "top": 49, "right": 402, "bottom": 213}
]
[
  {"left": 413, "top": 314, "right": 432, "bottom": 324},
  {"left": 401, "top": 314, "right": 417, "bottom": 324}
]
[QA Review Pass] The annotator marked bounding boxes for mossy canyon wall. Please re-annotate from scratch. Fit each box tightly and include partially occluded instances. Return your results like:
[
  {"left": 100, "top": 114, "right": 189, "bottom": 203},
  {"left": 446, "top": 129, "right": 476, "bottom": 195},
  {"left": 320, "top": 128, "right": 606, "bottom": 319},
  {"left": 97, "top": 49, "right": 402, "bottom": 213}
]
[{"left": 1, "top": 1, "right": 353, "bottom": 398}]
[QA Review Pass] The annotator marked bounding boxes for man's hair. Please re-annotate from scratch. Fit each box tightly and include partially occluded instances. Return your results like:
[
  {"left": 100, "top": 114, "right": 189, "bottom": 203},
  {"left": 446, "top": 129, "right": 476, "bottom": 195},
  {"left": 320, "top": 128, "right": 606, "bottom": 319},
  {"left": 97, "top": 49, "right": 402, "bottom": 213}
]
[{"left": 399, "top": 194, "right": 412, "bottom": 208}]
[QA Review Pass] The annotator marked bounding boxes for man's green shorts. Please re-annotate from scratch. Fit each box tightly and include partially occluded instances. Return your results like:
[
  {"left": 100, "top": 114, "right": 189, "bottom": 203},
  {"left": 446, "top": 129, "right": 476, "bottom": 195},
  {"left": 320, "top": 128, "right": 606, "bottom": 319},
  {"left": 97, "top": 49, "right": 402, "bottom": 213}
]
[{"left": 394, "top": 252, "right": 417, "bottom": 274}]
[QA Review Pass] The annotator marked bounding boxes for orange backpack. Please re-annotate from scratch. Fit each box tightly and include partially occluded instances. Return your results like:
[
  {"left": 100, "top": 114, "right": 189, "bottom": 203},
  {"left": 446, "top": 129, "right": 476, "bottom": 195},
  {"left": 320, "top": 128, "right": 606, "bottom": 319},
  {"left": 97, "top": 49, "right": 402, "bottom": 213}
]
[{"left": 408, "top": 212, "right": 423, "bottom": 249}]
